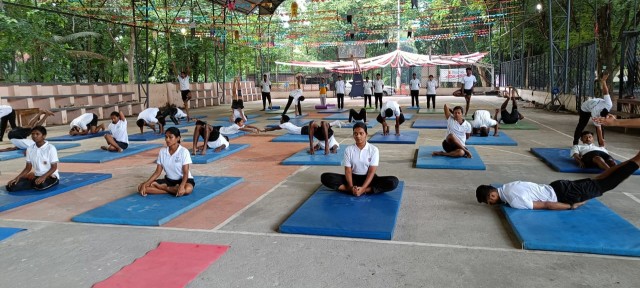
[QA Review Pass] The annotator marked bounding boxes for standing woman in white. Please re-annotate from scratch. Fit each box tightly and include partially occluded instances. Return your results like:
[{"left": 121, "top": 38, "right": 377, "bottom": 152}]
[
  {"left": 409, "top": 73, "right": 421, "bottom": 108},
  {"left": 335, "top": 75, "right": 346, "bottom": 110},
  {"left": 260, "top": 74, "right": 273, "bottom": 111},
  {"left": 425, "top": 75, "right": 439, "bottom": 110},
  {"left": 373, "top": 73, "right": 385, "bottom": 110}
]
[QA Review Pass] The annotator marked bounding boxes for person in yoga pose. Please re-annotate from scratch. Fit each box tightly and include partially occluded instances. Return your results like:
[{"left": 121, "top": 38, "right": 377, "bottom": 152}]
[
  {"left": 573, "top": 74, "right": 611, "bottom": 146},
  {"left": 498, "top": 91, "right": 525, "bottom": 125},
  {"left": 571, "top": 131, "right": 616, "bottom": 170},
  {"left": 264, "top": 117, "right": 339, "bottom": 154},
  {"left": 376, "top": 100, "right": 405, "bottom": 136},
  {"left": 136, "top": 107, "right": 178, "bottom": 135},
  {"left": 282, "top": 75, "right": 305, "bottom": 116},
  {"left": 470, "top": 109, "right": 499, "bottom": 137},
  {"left": 191, "top": 120, "right": 231, "bottom": 155},
  {"left": 348, "top": 108, "right": 368, "bottom": 124},
  {"left": 102, "top": 111, "right": 129, "bottom": 152},
  {"left": 432, "top": 104, "right": 472, "bottom": 158},
  {"left": 6, "top": 126, "right": 60, "bottom": 192},
  {"left": 320, "top": 122, "right": 399, "bottom": 197},
  {"left": 173, "top": 61, "right": 192, "bottom": 122},
  {"left": 230, "top": 76, "right": 247, "bottom": 123},
  {"left": 459, "top": 67, "right": 476, "bottom": 117},
  {"left": 0, "top": 105, "right": 17, "bottom": 142},
  {"left": 138, "top": 127, "right": 194, "bottom": 197},
  {"left": 0, "top": 109, "right": 56, "bottom": 152},
  {"left": 476, "top": 150, "right": 640, "bottom": 210},
  {"left": 69, "top": 113, "right": 106, "bottom": 136}
]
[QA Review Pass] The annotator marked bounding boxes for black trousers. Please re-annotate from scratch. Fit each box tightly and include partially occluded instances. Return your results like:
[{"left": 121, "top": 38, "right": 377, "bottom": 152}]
[
  {"left": 426, "top": 94, "right": 436, "bottom": 109},
  {"left": 262, "top": 92, "right": 272, "bottom": 109},
  {"left": 320, "top": 172, "right": 399, "bottom": 194},
  {"left": 282, "top": 96, "right": 302, "bottom": 115},
  {"left": 6, "top": 176, "right": 59, "bottom": 192},
  {"left": 337, "top": 93, "right": 345, "bottom": 109},
  {"left": 549, "top": 161, "right": 639, "bottom": 204},
  {"left": 364, "top": 94, "right": 372, "bottom": 107},
  {"left": 376, "top": 113, "right": 405, "bottom": 125},
  {"left": 573, "top": 110, "right": 598, "bottom": 145},
  {"left": 374, "top": 93, "right": 383, "bottom": 109},
  {"left": 410, "top": 90, "right": 420, "bottom": 107},
  {"left": 349, "top": 108, "right": 367, "bottom": 122},
  {"left": 0, "top": 109, "right": 17, "bottom": 141}
]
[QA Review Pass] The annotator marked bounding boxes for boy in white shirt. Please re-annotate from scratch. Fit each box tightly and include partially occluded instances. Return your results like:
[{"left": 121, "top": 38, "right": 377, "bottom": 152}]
[
  {"left": 69, "top": 113, "right": 106, "bottom": 136},
  {"left": 432, "top": 104, "right": 472, "bottom": 158},
  {"left": 260, "top": 74, "right": 273, "bottom": 111},
  {"left": 6, "top": 126, "right": 60, "bottom": 191},
  {"left": 409, "top": 73, "right": 421, "bottom": 108},
  {"left": 335, "top": 75, "right": 346, "bottom": 110},
  {"left": 470, "top": 109, "right": 499, "bottom": 137},
  {"left": 263, "top": 116, "right": 340, "bottom": 154},
  {"left": 103, "top": 111, "right": 129, "bottom": 152},
  {"left": 362, "top": 76, "right": 373, "bottom": 108},
  {"left": 373, "top": 73, "right": 385, "bottom": 110},
  {"left": 425, "top": 75, "right": 438, "bottom": 109},
  {"left": 459, "top": 67, "right": 476, "bottom": 117},
  {"left": 571, "top": 131, "right": 616, "bottom": 170},
  {"left": 376, "top": 101, "right": 405, "bottom": 136}
]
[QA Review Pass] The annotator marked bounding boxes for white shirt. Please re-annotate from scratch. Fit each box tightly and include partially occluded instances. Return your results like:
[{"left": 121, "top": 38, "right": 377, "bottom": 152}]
[
  {"left": 69, "top": 113, "right": 94, "bottom": 130},
  {"left": 581, "top": 94, "right": 612, "bottom": 127},
  {"left": 498, "top": 181, "right": 557, "bottom": 210},
  {"left": 343, "top": 142, "right": 379, "bottom": 175},
  {"left": 208, "top": 134, "right": 229, "bottom": 150},
  {"left": 317, "top": 135, "right": 339, "bottom": 150},
  {"left": 571, "top": 143, "right": 609, "bottom": 156},
  {"left": 175, "top": 108, "right": 187, "bottom": 119},
  {"left": 157, "top": 145, "right": 193, "bottom": 181},
  {"left": 410, "top": 79, "right": 420, "bottom": 90},
  {"left": 380, "top": 101, "right": 401, "bottom": 117},
  {"left": 426, "top": 80, "right": 438, "bottom": 95},
  {"left": 220, "top": 124, "right": 243, "bottom": 135},
  {"left": 108, "top": 119, "right": 129, "bottom": 144},
  {"left": 11, "top": 138, "right": 34, "bottom": 150},
  {"left": 373, "top": 80, "right": 384, "bottom": 93},
  {"left": 0, "top": 105, "right": 13, "bottom": 118},
  {"left": 232, "top": 109, "right": 246, "bottom": 121},
  {"left": 289, "top": 89, "right": 304, "bottom": 102},
  {"left": 471, "top": 110, "right": 497, "bottom": 128},
  {"left": 138, "top": 108, "right": 159, "bottom": 124},
  {"left": 461, "top": 75, "right": 477, "bottom": 90},
  {"left": 279, "top": 122, "right": 302, "bottom": 134},
  {"left": 335, "top": 80, "right": 345, "bottom": 94},
  {"left": 262, "top": 80, "right": 271, "bottom": 93},
  {"left": 178, "top": 76, "right": 190, "bottom": 91},
  {"left": 26, "top": 141, "right": 59, "bottom": 179},
  {"left": 446, "top": 116, "right": 472, "bottom": 145},
  {"left": 363, "top": 81, "right": 373, "bottom": 95}
]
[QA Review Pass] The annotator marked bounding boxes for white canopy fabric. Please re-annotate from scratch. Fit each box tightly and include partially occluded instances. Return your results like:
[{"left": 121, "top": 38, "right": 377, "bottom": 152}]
[{"left": 275, "top": 50, "right": 488, "bottom": 73}]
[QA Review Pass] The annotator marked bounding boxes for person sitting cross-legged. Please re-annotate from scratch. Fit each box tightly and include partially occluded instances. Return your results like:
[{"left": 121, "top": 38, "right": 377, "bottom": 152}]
[{"left": 432, "top": 104, "right": 472, "bottom": 158}]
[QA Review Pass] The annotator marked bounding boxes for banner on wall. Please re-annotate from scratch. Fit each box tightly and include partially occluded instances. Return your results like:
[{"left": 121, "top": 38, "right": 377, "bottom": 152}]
[{"left": 439, "top": 68, "right": 466, "bottom": 82}]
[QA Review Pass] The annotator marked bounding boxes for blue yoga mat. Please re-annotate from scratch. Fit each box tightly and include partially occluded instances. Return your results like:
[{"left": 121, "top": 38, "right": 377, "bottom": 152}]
[
  {"left": 339, "top": 121, "right": 379, "bottom": 129},
  {"left": 264, "top": 106, "right": 282, "bottom": 113},
  {"left": 0, "top": 172, "right": 112, "bottom": 212},
  {"left": 317, "top": 109, "right": 348, "bottom": 114},
  {"left": 466, "top": 133, "right": 517, "bottom": 146},
  {"left": 502, "top": 199, "right": 640, "bottom": 256},
  {"left": 164, "top": 121, "right": 194, "bottom": 129},
  {"left": 71, "top": 176, "right": 243, "bottom": 226},
  {"left": 214, "top": 114, "right": 259, "bottom": 122},
  {"left": 266, "top": 119, "right": 312, "bottom": 129},
  {"left": 387, "top": 113, "right": 413, "bottom": 120},
  {"left": 211, "top": 119, "right": 256, "bottom": 126},
  {"left": 271, "top": 134, "right": 309, "bottom": 142},
  {"left": 0, "top": 143, "right": 81, "bottom": 161},
  {"left": 412, "top": 119, "right": 448, "bottom": 129},
  {"left": 405, "top": 106, "right": 420, "bottom": 110},
  {"left": 323, "top": 113, "right": 349, "bottom": 120},
  {"left": 47, "top": 131, "right": 109, "bottom": 142},
  {"left": 59, "top": 144, "right": 162, "bottom": 163},
  {"left": 530, "top": 148, "right": 640, "bottom": 175},
  {"left": 280, "top": 181, "right": 404, "bottom": 240},
  {"left": 191, "top": 144, "right": 249, "bottom": 164},
  {"left": 415, "top": 146, "right": 486, "bottom": 170},
  {"left": 282, "top": 148, "right": 345, "bottom": 166},
  {"left": 182, "top": 131, "right": 248, "bottom": 142},
  {"left": 0, "top": 227, "right": 25, "bottom": 242},
  {"left": 267, "top": 113, "right": 308, "bottom": 120},
  {"left": 369, "top": 130, "right": 419, "bottom": 144},
  {"left": 129, "top": 129, "right": 188, "bottom": 142}
]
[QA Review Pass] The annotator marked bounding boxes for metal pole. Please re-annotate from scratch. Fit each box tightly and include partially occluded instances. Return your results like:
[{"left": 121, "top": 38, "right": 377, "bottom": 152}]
[
  {"left": 563, "top": 0, "right": 571, "bottom": 94},
  {"left": 510, "top": 26, "right": 514, "bottom": 87},
  {"left": 548, "top": 0, "right": 554, "bottom": 97},
  {"left": 396, "top": 0, "right": 401, "bottom": 90}
]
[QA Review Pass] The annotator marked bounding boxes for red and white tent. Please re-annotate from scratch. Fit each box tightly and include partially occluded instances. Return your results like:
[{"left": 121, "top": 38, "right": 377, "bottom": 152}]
[{"left": 275, "top": 50, "right": 488, "bottom": 73}]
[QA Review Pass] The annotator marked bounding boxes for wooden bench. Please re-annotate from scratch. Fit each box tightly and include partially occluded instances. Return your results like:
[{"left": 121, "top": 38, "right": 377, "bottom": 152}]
[{"left": 188, "top": 89, "right": 219, "bottom": 108}]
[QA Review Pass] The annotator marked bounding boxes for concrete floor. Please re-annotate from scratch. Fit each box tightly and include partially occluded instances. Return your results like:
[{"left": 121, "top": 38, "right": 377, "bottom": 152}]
[{"left": 1, "top": 95, "right": 639, "bottom": 287}]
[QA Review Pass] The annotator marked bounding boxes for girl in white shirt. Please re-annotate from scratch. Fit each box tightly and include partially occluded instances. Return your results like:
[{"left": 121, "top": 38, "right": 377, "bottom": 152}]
[
  {"left": 373, "top": 74, "right": 385, "bottom": 110},
  {"left": 362, "top": 76, "right": 373, "bottom": 108},
  {"left": 139, "top": 127, "right": 195, "bottom": 197},
  {"left": 6, "top": 126, "right": 60, "bottom": 191},
  {"left": 103, "top": 111, "right": 129, "bottom": 152}
]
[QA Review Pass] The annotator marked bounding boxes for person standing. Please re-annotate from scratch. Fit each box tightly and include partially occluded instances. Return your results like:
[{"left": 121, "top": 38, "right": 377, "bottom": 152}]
[
  {"left": 173, "top": 62, "right": 192, "bottom": 122},
  {"left": 335, "top": 75, "right": 345, "bottom": 109},
  {"left": 260, "top": 74, "right": 273, "bottom": 111},
  {"left": 409, "top": 73, "right": 421, "bottom": 108},
  {"left": 373, "top": 73, "right": 384, "bottom": 110},
  {"left": 319, "top": 78, "right": 328, "bottom": 106},
  {"left": 425, "top": 75, "right": 438, "bottom": 110},
  {"left": 363, "top": 76, "right": 373, "bottom": 109},
  {"left": 460, "top": 68, "right": 476, "bottom": 117}
]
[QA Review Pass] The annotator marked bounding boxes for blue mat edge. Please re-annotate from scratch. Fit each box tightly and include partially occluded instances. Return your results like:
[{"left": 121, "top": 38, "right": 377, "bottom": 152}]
[
  {"left": 368, "top": 131, "right": 419, "bottom": 144},
  {"left": 191, "top": 144, "right": 249, "bottom": 164},
  {"left": 0, "top": 227, "right": 26, "bottom": 241},
  {"left": 415, "top": 146, "right": 486, "bottom": 170},
  {"left": 59, "top": 144, "right": 163, "bottom": 163},
  {"left": 530, "top": 147, "right": 640, "bottom": 175}
]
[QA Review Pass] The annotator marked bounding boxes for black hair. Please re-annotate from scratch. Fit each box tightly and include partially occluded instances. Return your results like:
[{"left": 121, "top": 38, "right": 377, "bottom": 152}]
[
  {"left": 31, "top": 125, "right": 47, "bottom": 136},
  {"left": 412, "top": 73, "right": 416, "bottom": 75},
  {"left": 376, "top": 73, "right": 381, "bottom": 76},
  {"left": 476, "top": 185, "right": 494, "bottom": 204},
  {"left": 165, "top": 127, "right": 182, "bottom": 143},
  {"left": 234, "top": 117, "right": 243, "bottom": 124},
  {"left": 110, "top": 111, "right": 120, "bottom": 118},
  {"left": 453, "top": 106, "right": 464, "bottom": 114},
  {"left": 281, "top": 115, "right": 290, "bottom": 122},
  {"left": 157, "top": 116, "right": 167, "bottom": 126},
  {"left": 231, "top": 99, "right": 239, "bottom": 109},
  {"left": 353, "top": 122, "right": 368, "bottom": 134},
  {"left": 581, "top": 130, "right": 593, "bottom": 137},
  {"left": 136, "top": 119, "right": 145, "bottom": 128},
  {"left": 600, "top": 108, "right": 609, "bottom": 117},
  {"left": 479, "top": 127, "right": 489, "bottom": 137},
  {"left": 299, "top": 96, "right": 305, "bottom": 102},
  {"left": 365, "top": 76, "right": 369, "bottom": 79},
  {"left": 384, "top": 108, "right": 393, "bottom": 118},
  {"left": 466, "top": 67, "right": 472, "bottom": 71},
  {"left": 429, "top": 74, "right": 434, "bottom": 78}
]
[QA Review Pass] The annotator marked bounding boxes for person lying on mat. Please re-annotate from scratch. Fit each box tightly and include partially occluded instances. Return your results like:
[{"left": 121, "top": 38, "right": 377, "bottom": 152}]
[
  {"left": 192, "top": 120, "right": 231, "bottom": 155},
  {"left": 498, "top": 90, "right": 525, "bottom": 125},
  {"left": 139, "top": 127, "right": 194, "bottom": 197},
  {"left": 376, "top": 101, "right": 405, "bottom": 136},
  {"left": 69, "top": 113, "right": 106, "bottom": 136},
  {"left": 0, "top": 109, "right": 56, "bottom": 152},
  {"left": 476, "top": 150, "right": 640, "bottom": 210},
  {"left": 320, "top": 122, "right": 399, "bottom": 197},
  {"left": 571, "top": 131, "right": 616, "bottom": 170},
  {"left": 433, "top": 104, "right": 472, "bottom": 158},
  {"left": 102, "top": 111, "right": 129, "bottom": 153},
  {"left": 470, "top": 109, "right": 499, "bottom": 137},
  {"left": 136, "top": 107, "right": 178, "bottom": 135},
  {"left": 6, "top": 126, "right": 60, "bottom": 192}
]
